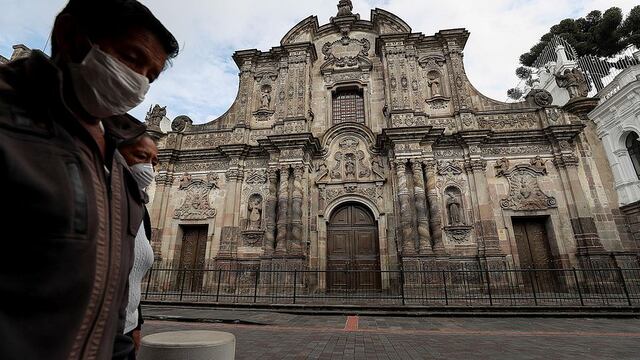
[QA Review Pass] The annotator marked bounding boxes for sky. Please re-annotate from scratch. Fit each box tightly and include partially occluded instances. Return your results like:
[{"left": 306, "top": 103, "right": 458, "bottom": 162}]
[{"left": 1, "top": 0, "right": 638, "bottom": 124}]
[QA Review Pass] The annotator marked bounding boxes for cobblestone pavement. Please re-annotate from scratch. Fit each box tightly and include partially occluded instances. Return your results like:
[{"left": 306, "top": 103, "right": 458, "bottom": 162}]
[{"left": 141, "top": 307, "right": 640, "bottom": 359}]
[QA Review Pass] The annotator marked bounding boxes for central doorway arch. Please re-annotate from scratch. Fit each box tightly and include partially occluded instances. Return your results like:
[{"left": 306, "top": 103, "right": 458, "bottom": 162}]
[{"left": 327, "top": 203, "right": 381, "bottom": 291}]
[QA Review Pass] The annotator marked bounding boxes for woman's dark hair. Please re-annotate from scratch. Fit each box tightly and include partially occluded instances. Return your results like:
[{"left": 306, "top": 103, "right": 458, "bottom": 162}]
[{"left": 51, "top": 0, "right": 179, "bottom": 60}]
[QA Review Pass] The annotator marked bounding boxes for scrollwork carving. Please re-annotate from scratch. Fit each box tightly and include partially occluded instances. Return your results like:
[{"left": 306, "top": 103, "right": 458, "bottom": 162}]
[
  {"left": 174, "top": 173, "right": 219, "bottom": 220},
  {"left": 497, "top": 161, "right": 556, "bottom": 211}
]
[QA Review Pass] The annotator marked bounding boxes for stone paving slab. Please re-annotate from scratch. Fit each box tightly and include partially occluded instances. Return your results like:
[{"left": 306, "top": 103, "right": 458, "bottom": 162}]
[
  {"left": 143, "top": 318, "right": 640, "bottom": 360},
  {"left": 141, "top": 307, "right": 640, "bottom": 359}
]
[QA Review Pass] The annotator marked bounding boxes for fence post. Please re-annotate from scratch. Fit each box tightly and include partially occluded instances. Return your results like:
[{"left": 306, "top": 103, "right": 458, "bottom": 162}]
[
  {"left": 485, "top": 267, "right": 493, "bottom": 306},
  {"left": 179, "top": 268, "right": 187, "bottom": 301},
  {"left": 400, "top": 267, "right": 406, "bottom": 306},
  {"left": 615, "top": 264, "right": 632, "bottom": 306},
  {"left": 442, "top": 270, "right": 448, "bottom": 306},
  {"left": 216, "top": 269, "right": 222, "bottom": 303},
  {"left": 254, "top": 268, "right": 260, "bottom": 304},
  {"left": 527, "top": 269, "right": 538, "bottom": 306},
  {"left": 144, "top": 265, "right": 154, "bottom": 300},
  {"left": 292, "top": 270, "right": 298, "bottom": 304},
  {"left": 572, "top": 267, "right": 584, "bottom": 306}
]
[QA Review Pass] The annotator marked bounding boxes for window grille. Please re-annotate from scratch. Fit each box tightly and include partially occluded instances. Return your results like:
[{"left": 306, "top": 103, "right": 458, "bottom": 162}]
[{"left": 332, "top": 89, "right": 365, "bottom": 124}]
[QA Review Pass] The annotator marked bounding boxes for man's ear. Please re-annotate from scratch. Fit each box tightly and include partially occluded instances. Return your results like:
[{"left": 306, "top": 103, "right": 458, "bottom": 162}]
[{"left": 52, "top": 13, "right": 91, "bottom": 63}]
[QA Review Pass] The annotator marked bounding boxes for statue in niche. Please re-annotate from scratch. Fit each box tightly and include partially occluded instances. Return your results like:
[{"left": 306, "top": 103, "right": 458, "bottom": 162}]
[
  {"left": 427, "top": 71, "right": 442, "bottom": 98},
  {"left": 247, "top": 194, "right": 263, "bottom": 230},
  {"left": 555, "top": 68, "right": 588, "bottom": 99},
  {"left": 260, "top": 85, "right": 272, "bottom": 109},
  {"left": 344, "top": 153, "right": 356, "bottom": 179},
  {"left": 446, "top": 189, "right": 463, "bottom": 225}
]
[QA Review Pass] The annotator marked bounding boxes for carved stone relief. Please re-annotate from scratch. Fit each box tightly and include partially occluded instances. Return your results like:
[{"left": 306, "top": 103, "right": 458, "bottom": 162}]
[
  {"left": 182, "top": 132, "right": 232, "bottom": 150},
  {"left": 245, "top": 169, "right": 267, "bottom": 185},
  {"left": 477, "top": 113, "right": 538, "bottom": 130},
  {"left": 324, "top": 137, "right": 374, "bottom": 182},
  {"left": 174, "top": 161, "right": 227, "bottom": 173},
  {"left": 482, "top": 145, "right": 552, "bottom": 157},
  {"left": 174, "top": 172, "right": 219, "bottom": 220},
  {"left": 321, "top": 36, "right": 372, "bottom": 74},
  {"left": 391, "top": 113, "right": 428, "bottom": 127},
  {"left": 496, "top": 158, "right": 557, "bottom": 211}
]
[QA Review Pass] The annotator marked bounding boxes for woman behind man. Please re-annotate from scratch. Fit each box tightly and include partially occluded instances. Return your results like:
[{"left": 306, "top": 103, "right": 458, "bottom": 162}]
[{"left": 118, "top": 134, "right": 158, "bottom": 359}]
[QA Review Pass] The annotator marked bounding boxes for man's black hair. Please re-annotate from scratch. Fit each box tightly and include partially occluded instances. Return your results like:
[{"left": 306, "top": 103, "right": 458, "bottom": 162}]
[{"left": 51, "top": 0, "right": 179, "bottom": 60}]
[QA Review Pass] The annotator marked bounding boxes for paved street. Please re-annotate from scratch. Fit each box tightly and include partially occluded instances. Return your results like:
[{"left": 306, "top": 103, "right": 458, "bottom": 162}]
[{"left": 141, "top": 306, "right": 640, "bottom": 359}]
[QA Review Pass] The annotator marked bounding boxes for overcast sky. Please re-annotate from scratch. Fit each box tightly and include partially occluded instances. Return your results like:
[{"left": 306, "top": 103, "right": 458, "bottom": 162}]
[{"left": 1, "top": 0, "right": 637, "bottom": 124}]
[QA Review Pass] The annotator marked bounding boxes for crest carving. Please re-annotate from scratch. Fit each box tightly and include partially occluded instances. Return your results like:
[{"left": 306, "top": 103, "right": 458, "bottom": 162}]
[
  {"left": 321, "top": 36, "right": 372, "bottom": 75},
  {"left": 497, "top": 158, "right": 556, "bottom": 211},
  {"left": 174, "top": 173, "right": 219, "bottom": 220}
]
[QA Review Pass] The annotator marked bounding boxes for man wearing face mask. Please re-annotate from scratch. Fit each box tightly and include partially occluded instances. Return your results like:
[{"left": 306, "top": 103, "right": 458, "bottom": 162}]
[
  {"left": 0, "top": 1, "right": 178, "bottom": 360},
  {"left": 118, "top": 134, "right": 158, "bottom": 359}
]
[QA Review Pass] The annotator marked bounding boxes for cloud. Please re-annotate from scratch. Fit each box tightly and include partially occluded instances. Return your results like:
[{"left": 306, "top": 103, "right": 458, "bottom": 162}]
[{"left": 1, "top": 0, "right": 638, "bottom": 123}]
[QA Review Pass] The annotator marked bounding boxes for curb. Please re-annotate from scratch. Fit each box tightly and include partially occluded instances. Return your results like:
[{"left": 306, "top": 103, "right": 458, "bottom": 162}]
[{"left": 142, "top": 302, "right": 640, "bottom": 318}]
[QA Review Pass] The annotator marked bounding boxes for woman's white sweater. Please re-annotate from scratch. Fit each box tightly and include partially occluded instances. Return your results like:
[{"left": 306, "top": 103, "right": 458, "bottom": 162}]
[{"left": 124, "top": 223, "right": 154, "bottom": 334}]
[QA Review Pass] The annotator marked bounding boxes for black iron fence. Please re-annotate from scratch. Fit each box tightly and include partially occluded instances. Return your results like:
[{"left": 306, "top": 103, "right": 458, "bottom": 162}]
[{"left": 141, "top": 264, "right": 640, "bottom": 307}]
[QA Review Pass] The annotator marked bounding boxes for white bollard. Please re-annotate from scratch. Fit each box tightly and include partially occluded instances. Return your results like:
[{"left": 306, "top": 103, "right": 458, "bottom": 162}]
[{"left": 139, "top": 330, "right": 236, "bottom": 360}]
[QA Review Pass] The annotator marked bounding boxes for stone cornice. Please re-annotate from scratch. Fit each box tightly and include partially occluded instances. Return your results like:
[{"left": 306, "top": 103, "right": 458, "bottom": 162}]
[{"left": 257, "top": 133, "right": 321, "bottom": 154}]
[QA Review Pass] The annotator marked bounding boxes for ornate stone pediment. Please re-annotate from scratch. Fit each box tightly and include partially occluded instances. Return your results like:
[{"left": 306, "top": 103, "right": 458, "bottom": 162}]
[
  {"left": 437, "top": 160, "right": 463, "bottom": 176},
  {"left": 418, "top": 55, "right": 446, "bottom": 69},
  {"left": 321, "top": 36, "right": 372, "bottom": 75},
  {"left": 496, "top": 158, "right": 557, "bottom": 211},
  {"left": 174, "top": 173, "right": 219, "bottom": 220}
]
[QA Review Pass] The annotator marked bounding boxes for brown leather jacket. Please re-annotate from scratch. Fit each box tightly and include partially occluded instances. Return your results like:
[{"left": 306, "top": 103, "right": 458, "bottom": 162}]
[{"left": 0, "top": 51, "right": 145, "bottom": 359}]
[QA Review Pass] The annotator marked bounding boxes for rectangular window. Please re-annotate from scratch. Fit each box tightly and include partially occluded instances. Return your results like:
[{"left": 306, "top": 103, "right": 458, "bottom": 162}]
[{"left": 332, "top": 89, "right": 365, "bottom": 124}]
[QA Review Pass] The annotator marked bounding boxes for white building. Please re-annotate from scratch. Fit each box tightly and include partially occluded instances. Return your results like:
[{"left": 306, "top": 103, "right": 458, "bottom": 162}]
[{"left": 589, "top": 64, "right": 640, "bottom": 206}]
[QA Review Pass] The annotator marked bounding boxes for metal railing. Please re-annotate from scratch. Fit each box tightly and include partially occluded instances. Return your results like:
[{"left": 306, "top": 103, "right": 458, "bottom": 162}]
[{"left": 141, "top": 264, "right": 640, "bottom": 307}]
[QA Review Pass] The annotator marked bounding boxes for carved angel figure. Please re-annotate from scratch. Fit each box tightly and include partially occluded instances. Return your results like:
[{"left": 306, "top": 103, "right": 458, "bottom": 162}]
[{"left": 555, "top": 68, "right": 589, "bottom": 99}]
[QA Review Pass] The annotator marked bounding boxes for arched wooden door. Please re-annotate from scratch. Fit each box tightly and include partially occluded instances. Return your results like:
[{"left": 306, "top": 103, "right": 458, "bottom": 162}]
[{"left": 327, "top": 203, "right": 381, "bottom": 291}]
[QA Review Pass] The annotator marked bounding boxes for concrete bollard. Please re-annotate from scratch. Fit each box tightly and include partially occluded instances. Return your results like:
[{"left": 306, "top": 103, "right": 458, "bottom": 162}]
[{"left": 139, "top": 330, "right": 236, "bottom": 360}]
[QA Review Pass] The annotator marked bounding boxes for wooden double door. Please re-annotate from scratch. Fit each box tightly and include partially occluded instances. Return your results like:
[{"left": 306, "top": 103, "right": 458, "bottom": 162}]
[
  {"left": 327, "top": 204, "right": 381, "bottom": 291},
  {"left": 512, "top": 218, "right": 556, "bottom": 290},
  {"left": 178, "top": 225, "right": 208, "bottom": 292}
]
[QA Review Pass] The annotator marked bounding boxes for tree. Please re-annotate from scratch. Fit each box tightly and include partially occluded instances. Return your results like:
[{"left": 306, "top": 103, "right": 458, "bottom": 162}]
[{"left": 519, "top": 6, "right": 640, "bottom": 67}]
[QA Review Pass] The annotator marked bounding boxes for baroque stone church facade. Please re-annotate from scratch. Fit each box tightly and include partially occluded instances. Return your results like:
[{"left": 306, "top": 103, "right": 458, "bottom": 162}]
[{"left": 145, "top": 1, "right": 638, "bottom": 291}]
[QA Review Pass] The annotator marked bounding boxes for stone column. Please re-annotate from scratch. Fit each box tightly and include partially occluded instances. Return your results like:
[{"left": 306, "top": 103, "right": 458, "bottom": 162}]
[
  {"left": 411, "top": 159, "right": 432, "bottom": 254},
  {"left": 394, "top": 159, "right": 416, "bottom": 255},
  {"left": 263, "top": 168, "right": 278, "bottom": 254},
  {"left": 467, "top": 159, "right": 501, "bottom": 256},
  {"left": 275, "top": 165, "right": 290, "bottom": 255},
  {"left": 423, "top": 160, "right": 444, "bottom": 253},
  {"left": 149, "top": 171, "right": 174, "bottom": 260},
  {"left": 290, "top": 164, "right": 305, "bottom": 255},
  {"left": 554, "top": 152, "right": 605, "bottom": 253}
]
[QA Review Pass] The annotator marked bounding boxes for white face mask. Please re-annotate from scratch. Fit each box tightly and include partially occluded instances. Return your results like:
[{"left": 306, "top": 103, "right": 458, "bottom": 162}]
[
  {"left": 68, "top": 45, "right": 150, "bottom": 118},
  {"left": 130, "top": 163, "right": 155, "bottom": 190}
]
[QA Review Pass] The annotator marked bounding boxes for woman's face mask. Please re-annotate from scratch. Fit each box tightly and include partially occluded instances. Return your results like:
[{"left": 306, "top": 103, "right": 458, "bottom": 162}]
[
  {"left": 130, "top": 163, "right": 155, "bottom": 190},
  {"left": 68, "top": 45, "right": 150, "bottom": 118}
]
